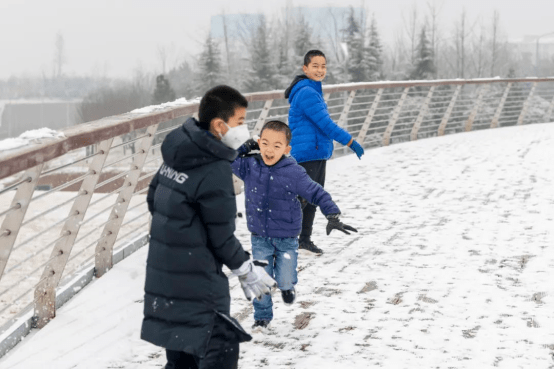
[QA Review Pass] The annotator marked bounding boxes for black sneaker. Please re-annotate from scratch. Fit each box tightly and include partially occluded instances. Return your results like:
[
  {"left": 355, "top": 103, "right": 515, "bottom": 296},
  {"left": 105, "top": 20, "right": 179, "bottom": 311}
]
[
  {"left": 281, "top": 288, "right": 296, "bottom": 305},
  {"left": 252, "top": 319, "right": 270, "bottom": 332},
  {"left": 299, "top": 239, "right": 324, "bottom": 254}
]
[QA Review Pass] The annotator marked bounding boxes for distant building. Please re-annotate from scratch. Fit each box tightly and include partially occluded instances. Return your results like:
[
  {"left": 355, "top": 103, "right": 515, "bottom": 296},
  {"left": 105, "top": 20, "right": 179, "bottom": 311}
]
[
  {"left": 0, "top": 99, "right": 82, "bottom": 139},
  {"left": 210, "top": 6, "right": 361, "bottom": 44},
  {"left": 509, "top": 35, "right": 554, "bottom": 76}
]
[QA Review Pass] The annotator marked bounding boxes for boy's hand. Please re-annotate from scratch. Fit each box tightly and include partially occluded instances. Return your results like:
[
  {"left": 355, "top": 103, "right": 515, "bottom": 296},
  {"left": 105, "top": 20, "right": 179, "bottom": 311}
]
[
  {"left": 349, "top": 140, "right": 364, "bottom": 159},
  {"left": 232, "top": 259, "right": 276, "bottom": 301},
  {"left": 237, "top": 139, "right": 259, "bottom": 156},
  {"left": 326, "top": 214, "right": 358, "bottom": 235}
]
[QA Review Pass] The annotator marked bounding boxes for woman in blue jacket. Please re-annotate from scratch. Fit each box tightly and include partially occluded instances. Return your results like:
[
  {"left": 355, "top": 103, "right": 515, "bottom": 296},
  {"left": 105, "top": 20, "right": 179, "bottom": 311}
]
[{"left": 285, "top": 50, "right": 364, "bottom": 254}]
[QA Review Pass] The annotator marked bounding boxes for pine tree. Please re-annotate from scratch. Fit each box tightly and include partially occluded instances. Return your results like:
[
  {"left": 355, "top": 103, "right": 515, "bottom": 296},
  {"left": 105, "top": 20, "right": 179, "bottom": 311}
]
[
  {"left": 365, "top": 14, "right": 384, "bottom": 81},
  {"left": 244, "top": 17, "right": 276, "bottom": 92},
  {"left": 293, "top": 14, "right": 313, "bottom": 67},
  {"left": 197, "top": 35, "right": 222, "bottom": 95},
  {"left": 344, "top": 8, "right": 367, "bottom": 82},
  {"left": 167, "top": 61, "right": 195, "bottom": 99},
  {"left": 410, "top": 26, "right": 436, "bottom": 80},
  {"left": 152, "top": 74, "right": 176, "bottom": 104}
]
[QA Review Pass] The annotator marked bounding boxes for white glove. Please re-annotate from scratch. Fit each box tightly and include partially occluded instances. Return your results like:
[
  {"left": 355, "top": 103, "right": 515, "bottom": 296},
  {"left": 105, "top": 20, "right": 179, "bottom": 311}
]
[{"left": 232, "top": 259, "right": 276, "bottom": 301}]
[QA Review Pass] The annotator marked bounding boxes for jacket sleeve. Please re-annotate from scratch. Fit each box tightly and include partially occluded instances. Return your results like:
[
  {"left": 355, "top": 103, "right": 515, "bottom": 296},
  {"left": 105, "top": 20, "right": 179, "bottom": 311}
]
[
  {"left": 146, "top": 170, "right": 160, "bottom": 215},
  {"left": 196, "top": 163, "right": 250, "bottom": 270},
  {"left": 297, "top": 87, "right": 352, "bottom": 146},
  {"left": 294, "top": 166, "right": 340, "bottom": 216},
  {"left": 230, "top": 155, "right": 250, "bottom": 180}
]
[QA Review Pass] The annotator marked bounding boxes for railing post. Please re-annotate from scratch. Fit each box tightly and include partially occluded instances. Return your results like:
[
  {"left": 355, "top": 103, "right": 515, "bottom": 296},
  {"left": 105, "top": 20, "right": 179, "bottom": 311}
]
[
  {"left": 357, "top": 88, "right": 383, "bottom": 143},
  {"left": 410, "top": 86, "right": 436, "bottom": 141},
  {"left": 33, "top": 139, "right": 113, "bottom": 328},
  {"left": 338, "top": 90, "right": 357, "bottom": 128},
  {"left": 490, "top": 82, "right": 512, "bottom": 128},
  {"left": 517, "top": 82, "right": 537, "bottom": 125},
  {"left": 251, "top": 100, "right": 273, "bottom": 136},
  {"left": 544, "top": 91, "right": 554, "bottom": 122},
  {"left": 382, "top": 87, "right": 410, "bottom": 146},
  {"left": 323, "top": 93, "right": 331, "bottom": 102},
  {"left": 0, "top": 165, "right": 43, "bottom": 281},
  {"left": 95, "top": 125, "right": 158, "bottom": 278},
  {"left": 438, "top": 85, "right": 462, "bottom": 136},
  {"left": 464, "top": 84, "right": 490, "bottom": 132}
]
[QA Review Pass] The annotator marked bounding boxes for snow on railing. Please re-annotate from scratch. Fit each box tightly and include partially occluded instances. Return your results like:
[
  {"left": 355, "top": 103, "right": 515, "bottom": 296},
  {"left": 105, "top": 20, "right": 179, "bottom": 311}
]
[{"left": 1, "top": 77, "right": 554, "bottom": 333}]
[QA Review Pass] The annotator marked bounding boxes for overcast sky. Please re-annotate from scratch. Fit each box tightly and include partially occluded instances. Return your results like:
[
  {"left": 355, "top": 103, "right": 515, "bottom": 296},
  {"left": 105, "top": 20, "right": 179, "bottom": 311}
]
[{"left": 1, "top": 0, "right": 553, "bottom": 79}]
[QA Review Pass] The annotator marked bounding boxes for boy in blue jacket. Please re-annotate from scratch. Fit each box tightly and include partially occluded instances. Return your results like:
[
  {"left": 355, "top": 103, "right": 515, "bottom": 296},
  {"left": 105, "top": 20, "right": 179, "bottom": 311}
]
[
  {"left": 285, "top": 50, "right": 365, "bottom": 254},
  {"left": 231, "top": 120, "right": 357, "bottom": 330}
]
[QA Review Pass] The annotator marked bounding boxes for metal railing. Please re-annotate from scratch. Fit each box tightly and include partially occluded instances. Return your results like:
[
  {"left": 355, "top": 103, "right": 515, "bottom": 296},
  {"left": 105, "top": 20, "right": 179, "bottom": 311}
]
[{"left": 1, "top": 77, "right": 554, "bottom": 330}]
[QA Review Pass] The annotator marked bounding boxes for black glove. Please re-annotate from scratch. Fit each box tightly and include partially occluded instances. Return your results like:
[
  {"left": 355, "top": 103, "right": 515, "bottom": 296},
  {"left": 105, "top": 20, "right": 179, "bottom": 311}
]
[
  {"left": 237, "top": 138, "right": 260, "bottom": 156},
  {"left": 326, "top": 214, "right": 358, "bottom": 235}
]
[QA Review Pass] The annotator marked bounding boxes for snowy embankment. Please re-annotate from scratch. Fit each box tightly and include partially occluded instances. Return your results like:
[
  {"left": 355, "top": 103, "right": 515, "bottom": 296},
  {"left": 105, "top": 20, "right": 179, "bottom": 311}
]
[{"left": 1, "top": 123, "right": 554, "bottom": 368}]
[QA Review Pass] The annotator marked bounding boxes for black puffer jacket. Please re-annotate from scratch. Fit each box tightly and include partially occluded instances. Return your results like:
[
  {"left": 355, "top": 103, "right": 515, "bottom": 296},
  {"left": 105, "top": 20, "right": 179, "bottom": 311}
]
[{"left": 141, "top": 118, "right": 251, "bottom": 357}]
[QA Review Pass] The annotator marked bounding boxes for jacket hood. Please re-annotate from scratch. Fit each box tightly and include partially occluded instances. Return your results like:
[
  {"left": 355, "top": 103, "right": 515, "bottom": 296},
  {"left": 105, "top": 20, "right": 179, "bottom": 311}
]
[
  {"left": 161, "top": 117, "right": 238, "bottom": 171},
  {"left": 284, "top": 74, "right": 310, "bottom": 99},
  {"left": 285, "top": 76, "right": 322, "bottom": 103}
]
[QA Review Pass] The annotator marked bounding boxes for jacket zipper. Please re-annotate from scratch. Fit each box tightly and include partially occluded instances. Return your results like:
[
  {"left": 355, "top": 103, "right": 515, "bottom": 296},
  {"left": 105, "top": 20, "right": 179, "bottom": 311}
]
[{"left": 265, "top": 168, "right": 271, "bottom": 234}]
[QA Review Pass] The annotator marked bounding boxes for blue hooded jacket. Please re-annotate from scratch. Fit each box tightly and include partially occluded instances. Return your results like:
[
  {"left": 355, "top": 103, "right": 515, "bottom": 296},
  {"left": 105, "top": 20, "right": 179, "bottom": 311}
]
[
  {"left": 231, "top": 154, "right": 340, "bottom": 238},
  {"left": 285, "top": 76, "right": 352, "bottom": 163}
]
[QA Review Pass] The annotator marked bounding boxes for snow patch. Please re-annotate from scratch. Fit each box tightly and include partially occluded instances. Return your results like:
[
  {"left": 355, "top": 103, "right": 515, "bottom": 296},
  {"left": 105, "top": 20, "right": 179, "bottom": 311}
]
[
  {"left": 0, "top": 128, "right": 65, "bottom": 151},
  {"left": 131, "top": 97, "right": 201, "bottom": 114}
]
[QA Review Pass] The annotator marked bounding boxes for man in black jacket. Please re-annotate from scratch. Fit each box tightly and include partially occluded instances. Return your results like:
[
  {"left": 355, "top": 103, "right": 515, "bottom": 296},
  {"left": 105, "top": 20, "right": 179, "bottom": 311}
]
[{"left": 141, "top": 85, "right": 276, "bottom": 369}]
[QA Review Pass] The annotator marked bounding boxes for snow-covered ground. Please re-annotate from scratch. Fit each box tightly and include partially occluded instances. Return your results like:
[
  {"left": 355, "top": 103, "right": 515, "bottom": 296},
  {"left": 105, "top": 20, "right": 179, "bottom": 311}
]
[{"left": 1, "top": 123, "right": 553, "bottom": 368}]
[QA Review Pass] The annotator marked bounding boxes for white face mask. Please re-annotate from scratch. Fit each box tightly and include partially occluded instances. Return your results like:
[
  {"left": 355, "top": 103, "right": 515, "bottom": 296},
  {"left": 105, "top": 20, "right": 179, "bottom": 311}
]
[{"left": 219, "top": 123, "right": 250, "bottom": 149}]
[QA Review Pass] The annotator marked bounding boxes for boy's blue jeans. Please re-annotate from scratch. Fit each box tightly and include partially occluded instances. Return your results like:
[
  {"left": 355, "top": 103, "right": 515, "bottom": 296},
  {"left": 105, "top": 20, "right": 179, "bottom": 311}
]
[{"left": 251, "top": 235, "right": 298, "bottom": 322}]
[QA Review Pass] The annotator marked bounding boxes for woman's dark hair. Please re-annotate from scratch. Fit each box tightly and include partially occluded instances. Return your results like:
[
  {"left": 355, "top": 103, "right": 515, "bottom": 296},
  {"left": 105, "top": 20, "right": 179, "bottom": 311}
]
[
  {"left": 304, "top": 50, "right": 326, "bottom": 66},
  {"left": 197, "top": 85, "right": 248, "bottom": 130},
  {"left": 260, "top": 120, "right": 292, "bottom": 144}
]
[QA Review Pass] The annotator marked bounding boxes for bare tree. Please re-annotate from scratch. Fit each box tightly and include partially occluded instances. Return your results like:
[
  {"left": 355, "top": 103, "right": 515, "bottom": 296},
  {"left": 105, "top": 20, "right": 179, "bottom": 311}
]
[
  {"left": 470, "top": 20, "right": 487, "bottom": 77},
  {"left": 157, "top": 44, "right": 168, "bottom": 74},
  {"left": 221, "top": 11, "right": 231, "bottom": 76},
  {"left": 402, "top": 4, "right": 419, "bottom": 65},
  {"left": 53, "top": 32, "right": 66, "bottom": 78},
  {"left": 453, "top": 8, "right": 473, "bottom": 78},
  {"left": 426, "top": 0, "right": 443, "bottom": 77},
  {"left": 490, "top": 9, "right": 500, "bottom": 76}
]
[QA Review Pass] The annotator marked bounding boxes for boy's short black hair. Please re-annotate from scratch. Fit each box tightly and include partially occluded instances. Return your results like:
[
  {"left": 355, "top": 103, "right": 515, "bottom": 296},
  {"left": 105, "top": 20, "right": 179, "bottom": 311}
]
[
  {"left": 260, "top": 120, "right": 292, "bottom": 144},
  {"left": 197, "top": 85, "right": 248, "bottom": 131},
  {"left": 304, "top": 50, "right": 326, "bottom": 66}
]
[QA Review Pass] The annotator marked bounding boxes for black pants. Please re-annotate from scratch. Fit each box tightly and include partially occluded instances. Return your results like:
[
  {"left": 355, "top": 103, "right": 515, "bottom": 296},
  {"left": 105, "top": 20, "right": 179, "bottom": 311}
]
[
  {"left": 298, "top": 160, "right": 327, "bottom": 240},
  {"left": 165, "top": 317, "right": 240, "bottom": 369}
]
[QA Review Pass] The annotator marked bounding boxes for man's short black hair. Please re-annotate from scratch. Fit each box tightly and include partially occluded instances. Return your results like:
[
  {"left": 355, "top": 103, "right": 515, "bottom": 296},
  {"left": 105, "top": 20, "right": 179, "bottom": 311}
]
[
  {"left": 304, "top": 50, "right": 326, "bottom": 66},
  {"left": 197, "top": 85, "right": 248, "bottom": 131},
  {"left": 260, "top": 120, "right": 292, "bottom": 144}
]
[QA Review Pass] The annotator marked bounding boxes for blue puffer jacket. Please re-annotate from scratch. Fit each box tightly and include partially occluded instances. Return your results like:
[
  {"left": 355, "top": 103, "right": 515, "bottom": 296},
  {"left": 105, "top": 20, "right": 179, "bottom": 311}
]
[
  {"left": 285, "top": 76, "right": 352, "bottom": 163},
  {"left": 231, "top": 154, "right": 340, "bottom": 238}
]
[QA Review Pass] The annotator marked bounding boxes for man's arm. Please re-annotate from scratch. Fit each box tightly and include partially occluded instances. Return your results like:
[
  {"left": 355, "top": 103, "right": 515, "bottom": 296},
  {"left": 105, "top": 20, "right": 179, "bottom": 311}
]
[
  {"left": 230, "top": 139, "right": 258, "bottom": 180},
  {"left": 146, "top": 170, "right": 160, "bottom": 215},
  {"left": 298, "top": 87, "right": 353, "bottom": 146},
  {"left": 197, "top": 163, "right": 249, "bottom": 270}
]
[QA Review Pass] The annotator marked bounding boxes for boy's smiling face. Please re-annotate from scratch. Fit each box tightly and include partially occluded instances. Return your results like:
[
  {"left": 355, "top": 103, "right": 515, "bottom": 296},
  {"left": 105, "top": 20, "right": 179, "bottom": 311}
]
[
  {"left": 257, "top": 129, "right": 291, "bottom": 166},
  {"left": 302, "top": 55, "right": 327, "bottom": 82}
]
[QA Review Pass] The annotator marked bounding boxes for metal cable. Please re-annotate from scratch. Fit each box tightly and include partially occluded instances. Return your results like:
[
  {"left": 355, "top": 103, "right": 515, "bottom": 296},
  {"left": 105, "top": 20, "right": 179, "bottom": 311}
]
[
  {"left": 102, "top": 152, "right": 138, "bottom": 170},
  {"left": 94, "top": 171, "right": 131, "bottom": 191},
  {"left": 12, "top": 216, "right": 67, "bottom": 252},
  {"left": 21, "top": 194, "right": 78, "bottom": 227},
  {"left": 108, "top": 133, "right": 149, "bottom": 150},
  {"left": 30, "top": 172, "right": 90, "bottom": 203},
  {"left": 0, "top": 177, "right": 32, "bottom": 196},
  {"left": 41, "top": 152, "right": 99, "bottom": 176},
  {"left": 5, "top": 232, "right": 70, "bottom": 274}
]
